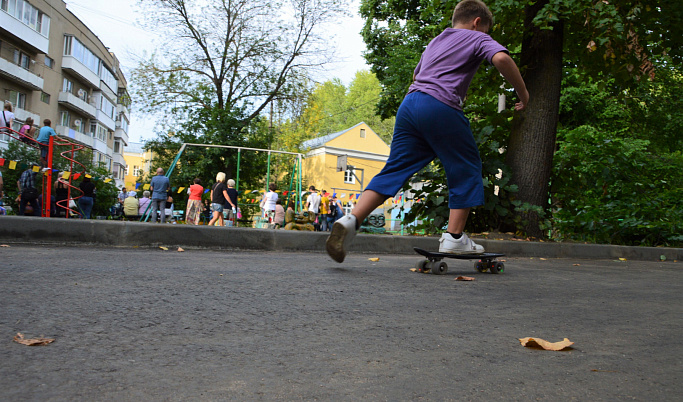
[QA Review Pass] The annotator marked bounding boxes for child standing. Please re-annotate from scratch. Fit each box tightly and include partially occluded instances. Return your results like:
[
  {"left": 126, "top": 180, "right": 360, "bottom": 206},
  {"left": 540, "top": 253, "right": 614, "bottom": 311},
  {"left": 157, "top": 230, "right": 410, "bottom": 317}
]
[{"left": 326, "top": 0, "right": 529, "bottom": 263}]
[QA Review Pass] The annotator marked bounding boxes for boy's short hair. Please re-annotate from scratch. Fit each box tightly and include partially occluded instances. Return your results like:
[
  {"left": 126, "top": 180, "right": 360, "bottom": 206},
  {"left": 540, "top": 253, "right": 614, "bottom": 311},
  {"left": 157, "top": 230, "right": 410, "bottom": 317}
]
[{"left": 452, "top": 0, "right": 493, "bottom": 28}]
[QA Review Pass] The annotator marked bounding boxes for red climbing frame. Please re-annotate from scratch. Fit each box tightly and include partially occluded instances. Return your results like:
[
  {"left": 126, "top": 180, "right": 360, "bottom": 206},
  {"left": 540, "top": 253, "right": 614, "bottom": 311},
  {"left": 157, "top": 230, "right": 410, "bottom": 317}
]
[{"left": 2, "top": 125, "right": 87, "bottom": 218}]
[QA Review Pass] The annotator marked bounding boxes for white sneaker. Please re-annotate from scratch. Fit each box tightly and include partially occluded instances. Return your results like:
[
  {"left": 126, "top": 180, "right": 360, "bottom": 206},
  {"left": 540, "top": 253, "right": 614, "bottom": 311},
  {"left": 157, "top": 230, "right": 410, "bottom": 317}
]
[
  {"left": 326, "top": 215, "right": 358, "bottom": 263},
  {"left": 438, "top": 232, "right": 485, "bottom": 254}
]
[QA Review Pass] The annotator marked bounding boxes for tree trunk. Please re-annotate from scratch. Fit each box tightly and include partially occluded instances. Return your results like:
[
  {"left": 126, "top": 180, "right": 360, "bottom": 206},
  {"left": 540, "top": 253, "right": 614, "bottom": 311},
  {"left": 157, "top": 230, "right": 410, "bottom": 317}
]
[{"left": 506, "top": 0, "right": 564, "bottom": 238}]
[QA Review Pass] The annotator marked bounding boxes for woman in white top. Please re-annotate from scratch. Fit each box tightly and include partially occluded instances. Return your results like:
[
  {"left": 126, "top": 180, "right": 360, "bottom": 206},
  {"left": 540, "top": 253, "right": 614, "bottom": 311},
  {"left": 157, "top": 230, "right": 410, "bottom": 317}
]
[
  {"left": 1, "top": 102, "right": 14, "bottom": 132},
  {"left": 260, "top": 183, "right": 278, "bottom": 222}
]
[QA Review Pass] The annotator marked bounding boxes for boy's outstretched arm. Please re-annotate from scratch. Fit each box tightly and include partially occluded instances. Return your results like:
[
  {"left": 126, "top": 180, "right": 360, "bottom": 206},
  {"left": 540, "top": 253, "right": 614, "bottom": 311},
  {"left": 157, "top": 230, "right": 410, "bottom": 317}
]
[{"left": 491, "top": 52, "right": 529, "bottom": 111}]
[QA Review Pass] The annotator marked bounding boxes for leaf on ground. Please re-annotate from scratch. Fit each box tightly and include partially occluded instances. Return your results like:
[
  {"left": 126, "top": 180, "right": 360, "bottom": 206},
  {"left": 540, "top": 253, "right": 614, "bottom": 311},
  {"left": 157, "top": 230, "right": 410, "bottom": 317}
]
[
  {"left": 410, "top": 268, "right": 418, "bottom": 272},
  {"left": 177, "top": 247, "right": 185, "bottom": 252},
  {"left": 13, "top": 333, "right": 55, "bottom": 346},
  {"left": 0, "top": 244, "right": 10, "bottom": 247},
  {"left": 368, "top": 257, "right": 380, "bottom": 262},
  {"left": 455, "top": 276, "right": 475, "bottom": 281},
  {"left": 619, "top": 258, "right": 627, "bottom": 261},
  {"left": 519, "top": 337, "right": 574, "bottom": 351},
  {"left": 159, "top": 246, "right": 168, "bottom": 251},
  {"left": 573, "top": 264, "right": 581, "bottom": 266}
]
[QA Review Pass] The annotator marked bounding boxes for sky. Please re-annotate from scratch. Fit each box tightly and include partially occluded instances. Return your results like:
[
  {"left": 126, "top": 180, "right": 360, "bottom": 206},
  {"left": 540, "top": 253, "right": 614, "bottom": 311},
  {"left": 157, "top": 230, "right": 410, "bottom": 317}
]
[{"left": 64, "top": 0, "right": 370, "bottom": 144}]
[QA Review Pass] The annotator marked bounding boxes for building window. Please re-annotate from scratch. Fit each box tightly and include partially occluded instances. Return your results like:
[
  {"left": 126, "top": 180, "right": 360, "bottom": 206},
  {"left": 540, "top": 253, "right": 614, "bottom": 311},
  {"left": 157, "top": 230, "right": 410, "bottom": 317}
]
[
  {"left": 100, "top": 95, "right": 115, "bottom": 119},
  {"left": 9, "top": 90, "right": 26, "bottom": 109},
  {"left": 360, "top": 128, "right": 366, "bottom": 138},
  {"left": 60, "top": 110, "right": 70, "bottom": 127},
  {"left": 40, "top": 91, "right": 50, "bottom": 104},
  {"left": 13, "top": 49, "right": 30, "bottom": 69},
  {"left": 133, "top": 166, "right": 140, "bottom": 177},
  {"left": 1, "top": 0, "right": 50, "bottom": 37},
  {"left": 100, "top": 65, "right": 117, "bottom": 91},
  {"left": 114, "top": 140, "right": 121, "bottom": 153},
  {"left": 63, "top": 78, "right": 73, "bottom": 94},
  {"left": 63, "top": 35, "right": 99, "bottom": 74},
  {"left": 89, "top": 121, "right": 97, "bottom": 138},
  {"left": 44, "top": 56, "right": 54, "bottom": 68},
  {"left": 125, "top": 165, "right": 129, "bottom": 175},
  {"left": 344, "top": 168, "right": 356, "bottom": 184}
]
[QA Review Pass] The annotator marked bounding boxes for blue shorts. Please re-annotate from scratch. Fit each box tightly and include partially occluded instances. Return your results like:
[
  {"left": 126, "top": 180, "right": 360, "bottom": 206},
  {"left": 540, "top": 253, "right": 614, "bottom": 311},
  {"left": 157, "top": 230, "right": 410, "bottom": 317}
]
[
  {"left": 366, "top": 91, "right": 484, "bottom": 209},
  {"left": 211, "top": 203, "right": 224, "bottom": 213}
]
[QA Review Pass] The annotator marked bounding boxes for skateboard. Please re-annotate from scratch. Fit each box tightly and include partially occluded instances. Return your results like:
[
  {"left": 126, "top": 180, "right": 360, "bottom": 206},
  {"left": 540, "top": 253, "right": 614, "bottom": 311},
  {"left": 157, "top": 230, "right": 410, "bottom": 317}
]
[{"left": 413, "top": 247, "right": 505, "bottom": 275}]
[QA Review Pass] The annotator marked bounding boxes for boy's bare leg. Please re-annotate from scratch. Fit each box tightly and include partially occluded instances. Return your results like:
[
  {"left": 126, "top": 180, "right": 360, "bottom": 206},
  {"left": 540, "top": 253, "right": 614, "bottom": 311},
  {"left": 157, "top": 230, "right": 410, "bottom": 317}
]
[
  {"left": 350, "top": 190, "right": 387, "bottom": 224},
  {"left": 447, "top": 208, "right": 470, "bottom": 234}
]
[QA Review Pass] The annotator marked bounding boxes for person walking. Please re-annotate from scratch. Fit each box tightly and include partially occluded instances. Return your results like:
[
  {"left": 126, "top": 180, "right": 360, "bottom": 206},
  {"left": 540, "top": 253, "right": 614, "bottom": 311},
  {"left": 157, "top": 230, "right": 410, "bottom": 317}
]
[
  {"left": 150, "top": 168, "right": 170, "bottom": 223},
  {"left": 208, "top": 172, "right": 230, "bottom": 227},
  {"left": 185, "top": 178, "right": 204, "bottom": 225},
  {"left": 326, "top": 0, "right": 529, "bottom": 263}
]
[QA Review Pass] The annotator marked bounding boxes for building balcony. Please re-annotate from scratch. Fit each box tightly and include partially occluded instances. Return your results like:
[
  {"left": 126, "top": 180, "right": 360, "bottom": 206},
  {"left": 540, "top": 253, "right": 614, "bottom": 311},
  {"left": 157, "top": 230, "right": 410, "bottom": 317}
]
[
  {"left": 114, "top": 127, "right": 129, "bottom": 146},
  {"left": 112, "top": 152, "right": 126, "bottom": 167},
  {"left": 13, "top": 107, "right": 40, "bottom": 125},
  {"left": 61, "top": 56, "right": 100, "bottom": 88},
  {"left": 116, "top": 103, "right": 130, "bottom": 121},
  {"left": 95, "top": 109, "right": 116, "bottom": 131},
  {"left": 58, "top": 91, "right": 97, "bottom": 119},
  {"left": 0, "top": 57, "right": 43, "bottom": 90},
  {"left": 0, "top": 12, "right": 49, "bottom": 54},
  {"left": 92, "top": 136, "right": 109, "bottom": 155},
  {"left": 100, "top": 81, "right": 116, "bottom": 101},
  {"left": 56, "top": 125, "right": 94, "bottom": 149}
]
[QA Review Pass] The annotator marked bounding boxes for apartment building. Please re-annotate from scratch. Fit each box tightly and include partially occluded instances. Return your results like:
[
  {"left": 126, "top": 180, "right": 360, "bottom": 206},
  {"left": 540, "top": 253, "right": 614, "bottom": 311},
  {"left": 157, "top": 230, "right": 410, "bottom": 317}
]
[{"left": 0, "top": 0, "right": 130, "bottom": 187}]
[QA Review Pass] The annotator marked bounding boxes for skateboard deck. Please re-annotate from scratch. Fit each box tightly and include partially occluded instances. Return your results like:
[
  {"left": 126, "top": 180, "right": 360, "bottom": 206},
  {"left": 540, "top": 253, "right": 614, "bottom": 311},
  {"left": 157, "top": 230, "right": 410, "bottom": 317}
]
[{"left": 413, "top": 247, "right": 506, "bottom": 275}]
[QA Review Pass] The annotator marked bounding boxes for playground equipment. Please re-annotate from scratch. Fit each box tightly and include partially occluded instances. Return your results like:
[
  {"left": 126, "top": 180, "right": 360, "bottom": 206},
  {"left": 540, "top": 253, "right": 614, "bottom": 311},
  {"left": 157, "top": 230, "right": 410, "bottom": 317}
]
[
  {"left": 141, "top": 143, "right": 304, "bottom": 223},
  {"left": 1, "top": 125, "right": 86, "bottom": 218}
]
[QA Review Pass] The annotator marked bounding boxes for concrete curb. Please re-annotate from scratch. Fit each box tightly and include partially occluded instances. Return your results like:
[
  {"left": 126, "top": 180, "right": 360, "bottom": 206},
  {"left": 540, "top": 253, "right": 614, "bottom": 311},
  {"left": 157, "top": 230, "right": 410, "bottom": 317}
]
[{"left": 0, "top": 216, "right": 681, "bottom": 262}]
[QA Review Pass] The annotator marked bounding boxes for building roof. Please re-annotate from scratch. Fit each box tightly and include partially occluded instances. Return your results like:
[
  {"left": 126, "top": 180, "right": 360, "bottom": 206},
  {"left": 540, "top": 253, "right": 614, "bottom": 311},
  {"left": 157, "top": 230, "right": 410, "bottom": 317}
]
[
  {"left": 125, "top": 141, "right": 145, "bottom": 154},
  {"left": 300, "top": 122, "right": 367, "bottom": 150}
]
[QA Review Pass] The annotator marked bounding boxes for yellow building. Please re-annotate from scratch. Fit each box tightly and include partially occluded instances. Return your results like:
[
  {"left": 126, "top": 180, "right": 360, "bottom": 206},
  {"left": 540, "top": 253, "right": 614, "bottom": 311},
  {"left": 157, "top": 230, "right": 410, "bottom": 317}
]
[
  {"left": 122, "top": 141, "right": 153, "bottom": 191},
  {"left": 301, "top": 122, "right": 394, "bottom": 224}
]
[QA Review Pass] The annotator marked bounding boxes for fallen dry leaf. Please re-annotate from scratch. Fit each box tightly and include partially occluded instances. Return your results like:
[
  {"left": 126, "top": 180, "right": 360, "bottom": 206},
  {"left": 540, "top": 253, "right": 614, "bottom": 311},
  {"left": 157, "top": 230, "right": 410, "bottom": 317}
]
[
  {"left": 410, "top": 268, "right": 418, "bottom": 272},
  {"left": 519, "top": 337, "right": 574, "bottom": 351},
  {"left": 368, "top": 257, "right": 380, "bottom": 262},
  {"left": 455, "top": 276, "right": 475, "bottom": 281},
  {"left": 540, "top": 258, "right": 548, "bottom": 261},
  {"left": 159, "top": 246, "right": 169, "bottom": 251},
  {"left": 13, "top": 333, "right": 55, "bottom": 346},
  {"left": 619, "top": 258, "right": 627, "bottom": 261},
  {"left": 177, "top": 247, "right": 185, "bottom": 252},
  {"left": 0, "top": 244, "right": 10, "bottom": 247}
]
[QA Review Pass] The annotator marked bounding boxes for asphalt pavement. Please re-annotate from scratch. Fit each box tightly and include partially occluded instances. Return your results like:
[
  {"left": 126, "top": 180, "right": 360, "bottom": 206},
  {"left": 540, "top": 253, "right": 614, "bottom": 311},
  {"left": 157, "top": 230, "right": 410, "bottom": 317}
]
[{"left": 1, "top": 245, "right": 681, "bottom": 400}]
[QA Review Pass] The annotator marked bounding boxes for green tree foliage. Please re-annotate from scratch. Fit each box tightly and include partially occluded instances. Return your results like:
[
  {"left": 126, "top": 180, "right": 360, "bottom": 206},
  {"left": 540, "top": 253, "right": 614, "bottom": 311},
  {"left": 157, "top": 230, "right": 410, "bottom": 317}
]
[{"left": 551, "top": 66, "right": 683, "bottom": 247}]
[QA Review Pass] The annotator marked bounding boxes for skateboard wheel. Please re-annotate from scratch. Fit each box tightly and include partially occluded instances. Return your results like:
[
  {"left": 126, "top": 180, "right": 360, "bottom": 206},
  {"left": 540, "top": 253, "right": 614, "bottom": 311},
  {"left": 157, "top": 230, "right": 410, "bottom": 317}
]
[
  {"left": 431, "top": 261, "right": 448, "bottom": 275},
  {"left": 489, "top": 261, "right": 504, "bottom": 274},
  {"left": 474, "top": 261, "right": 487, "bottom": 273},
  {"left": 416, "top": 259, "right": 429, "bottom": 272}
]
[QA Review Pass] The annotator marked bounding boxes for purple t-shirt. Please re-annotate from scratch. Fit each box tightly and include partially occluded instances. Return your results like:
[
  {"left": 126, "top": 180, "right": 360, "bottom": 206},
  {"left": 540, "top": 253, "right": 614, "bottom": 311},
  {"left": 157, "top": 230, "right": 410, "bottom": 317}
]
[{"left": 409, "top": 29, "right": 508, "bottom": 111}]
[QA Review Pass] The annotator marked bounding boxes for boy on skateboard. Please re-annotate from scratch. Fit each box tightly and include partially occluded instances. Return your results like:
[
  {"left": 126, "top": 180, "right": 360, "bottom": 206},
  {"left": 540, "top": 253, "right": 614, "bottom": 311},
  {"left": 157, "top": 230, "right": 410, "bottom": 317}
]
[{"left": 326, "top": 0, "right": 529, "bottom": 263}]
